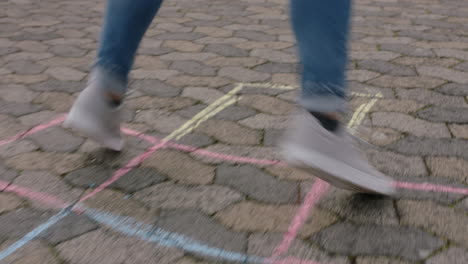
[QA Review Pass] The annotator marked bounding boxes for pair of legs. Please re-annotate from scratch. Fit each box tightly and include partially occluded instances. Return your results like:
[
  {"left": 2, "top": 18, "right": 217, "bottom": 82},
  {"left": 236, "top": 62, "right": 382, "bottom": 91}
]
[{"left": 66, "top": 0, "right": 395, "bottom": 195}]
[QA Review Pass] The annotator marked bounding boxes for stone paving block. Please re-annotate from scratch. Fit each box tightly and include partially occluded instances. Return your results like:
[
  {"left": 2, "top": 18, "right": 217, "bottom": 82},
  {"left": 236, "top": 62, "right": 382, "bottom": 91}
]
[
  {"left": 216, "top": 165, "right": 298, "bottom": 204},
  {"left": 251, "top": 48, "right": 297, "bottom": 63},
  {"left": 5, "top": 60, "right": 46, "bottom": 75},
  {"left": 263, "top": 128, "right": 284, "bottom": 147},
  {"left": 0, "top": 241, "right": 60, "bottom": 264},
  {"left": 142, "top": 149, "right": 215, "bottom": 184},
  {"left": 191, "top": 143, "right": 281, "bottom": 165},
  {"left": 417, "top": 106, "right": 468, "bottom": 123},
  {"left": 126, "top": 96, "right": 196, "bottom": 111},
  {"left": 57, "top": 229, "right": 184, "bottom": 264},
  {"left": 15, "top": 171, "right": 82, "bottom": 210},
  {"left": 373, "top": 99, "right": 425, "bottom": 113},
  {"left": 166, "top": 75, "right": 230, "bottom": 88},
  {"left": 28, "top": 127, "right": 84, "bottom": 152},
  {"left": 194, "top": 26, "right": 233, "bottom": 38},
  {"left": 18, "top": 110, "right": 62, "bottom": 127},
  {"left": 368, "top": 75, "right": 446, "bottom": 89},
  {"left": 182, "top": 87, "right": 224, "bottom": 104},
  {"left": 254, "top": 62, "right": 298, "bottom": 74},
  {"left": 399, "top": 30, "right": 450, "bottom": 41},
  {"left": 175, "top": 104, "right": 207, "bottom": 118},
  {"left": 216, "top": 201, "right": 337, "bottom": 238},
  {"left": 454, "top": 62, "right": 468, "bottom": 72},
  {"left": 134, "top": 182, "right": 243, "bottom": 214},
  {"left": 0, "top": 164, "right": 18, "bottom": 182},
  {"left": 387, "top": 136, "right": 468, "bottom": 159},
  {"left": 311, "top": 222, "right": 444, "bottom": 261},
  {"left": 347, "top": 70, "right": 381, "bottom": 82},
  {"left": 83, "top": 189, "right": 159, "bottom": 224},
  {"left": 240, "top": 113, "right": 289, "bottom": 130},
  {"left": 0, "top": 84, "right": 37, "bottom": 103},
  {"left": 203, "top": 44, "right": 249, "bottom": 57},
  {"left": 393, "top": 56, "right": 460, "bottom": 67},
  {"left": 426, "top": 247, "right": 468, "bottom": 264},
  {"left": 49, "top": 45, "right": 87, "bottom": 57},
  {"left": 380, "top": 43, "right": 434, "bottom": 57},
  {"left": 248, "top": 233, "right": 349, "bottom": 264},
  {"left": 234, "top": 30, "right": 276, "bottom": 42},
  {"left": 365, "top": 149, "right": 428, "bottom": 178},
  {"left": 132, "top": 79, "right": 181, "bottom": 97},
  {"left": 196, "top": 119, "right": 262, "bottom": 145},
  {"left": 33, "top": 92, "right": 75, "bottom": 113},
  {"left": 350, "top": 51, "right": 400, "bottom": 61},
  {"left": 40, "top": 214, "right": 98, "bottom": 245},
  {"left": 318, "top": 186, "right": 399, "bottom": 225},
  {"left": 218, "top": 66, "right": 270, "bottom": 82},
  {"left": 435, "top": 48, "right": 468, "bottom": 61},
  {"left": 28, "top": 79, "right": 84, "bottom": 93},
  {"left": 0, "top": 114, "right": 28, "bottom": 139},
  {"left": 0, "top": 139, "right": 38, "bottom": 158},
  {"left": 135, "top": 109, "right": 188, "bottom": 133},
  {"left": 357, "top": 60, "right": 416, "bottom": 76},
  {"left": 64, "top": 165, "right": 113, "bottom": 188},
  {"left": 170, "top": 60, "right": 216, "bottom": 76},
  {"left": 264, "top": 165, "right": 314, "bottom": 181},
  {"left": 154, "top": 32, "right": 206, "bottom": 41},
  {"left": 159, "top": 52, "right": 217, "bottom": 62},
  {"left": 436, "top": 83, "right": 468, "bottom": 97},
  {"left": 234, "top": 41, "right": 293, "bottom": 50},
  {"left": 213, "top": 105, "right": 257, "bottom": 121},
  {"left": 45, "top": 67, "right": 86, "bottom": 81},
  {"left": 0, "top": 101, "right": 42, "bottom": 117},
  {"left": 449, "top": 124, "right": 468, "bottom": 139},
  {"left": 355, "top": 126, "right": 403, "bottom": 146},
  {"left": 396, "top": 88, "right": 467, "bottom": 106},
  {"left": 0, "top": 208, "right": 52, "bottom": 238},
  {"left": 0, "top": 193, "right": 24, "bottom": 214},
  {"left": 398, "top": 200, "right": 468, "bottom": 247},
  {"left": 417, "top": 66, "right": 468, "bottom": 84},
  {"left": 238, "top": 94, "right": 295, "bottom": 115},
  {"left": 134, "top": 55, "right": 170, "bottom": 70},
  {"left": 356, "top": 257, "right": 411, "bottom": 264},
  {"left": 111, "top": 167, "right": 168, "bottom": 193},
  {"left": 6, "top": 151, "right": 85, "bottom": 175},
  {"left": 371, "top": 112, "right": 451, "bottom": 138},
  {"left": 174, "top": 132, "right": 215, "bottom": 148},
  {"left": 157, "top": 209, "right": 247, "bottom": 254},
  {"left": 205, "top": 56, "right": 266, "bottom": 67},
  {"left": 130, "top": 69, "right": 179, "bottom": 81},
  {"left": 0, "top": 73, "right": 49, "bottom": 85}
]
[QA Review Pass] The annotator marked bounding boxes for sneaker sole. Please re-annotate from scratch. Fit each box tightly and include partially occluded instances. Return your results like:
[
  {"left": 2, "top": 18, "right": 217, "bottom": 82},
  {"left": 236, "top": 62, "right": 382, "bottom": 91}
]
[
  {"left": 282, "top": 143, "right": 396, "bottom": 196},
  {"left": 64, "top": 113, "right": 123, "bottom": 151}
]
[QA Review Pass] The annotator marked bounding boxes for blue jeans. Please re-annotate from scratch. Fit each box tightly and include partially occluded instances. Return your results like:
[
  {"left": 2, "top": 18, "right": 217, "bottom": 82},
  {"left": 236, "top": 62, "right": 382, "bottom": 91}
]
[{"left": 96, "top": 0, "right": 351, "bottom": 112}]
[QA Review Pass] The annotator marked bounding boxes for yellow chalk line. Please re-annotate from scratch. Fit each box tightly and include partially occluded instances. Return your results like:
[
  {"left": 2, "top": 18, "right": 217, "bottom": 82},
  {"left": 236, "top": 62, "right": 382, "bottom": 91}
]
[
  {"left": 165, "top": 84, "right": 243, "bottom": 141},
  {"left": 239, "top": 82, "right": 382, "bottom": 98},
  {"left": 347, "top": 92, "right": 381, "bottom": 130}
]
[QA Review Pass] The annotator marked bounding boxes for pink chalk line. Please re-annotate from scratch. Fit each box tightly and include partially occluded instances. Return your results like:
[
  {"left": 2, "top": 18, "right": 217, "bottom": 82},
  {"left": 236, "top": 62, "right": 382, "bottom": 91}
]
[
  {"left": 0, "top": 115, "right": 66, "bottom": 147},
  {"left": 1, "top": 116, "right": 468, "bottom": 264},
  {"left": 266, "top": 179, "right": 330, "bottom": 264},
  {"left": 394, "top": 181, "right": 468, "bottom": 195},
  {"left": 1, "top": 117, "right": 467, "bottom": 197}
]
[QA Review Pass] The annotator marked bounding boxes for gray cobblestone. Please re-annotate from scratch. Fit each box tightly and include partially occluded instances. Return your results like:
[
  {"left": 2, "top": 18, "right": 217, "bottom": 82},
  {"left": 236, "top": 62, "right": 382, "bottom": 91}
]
[
  {"left": 312, "top": 222, "right": 444, "bottom": 261},
  {"left": 216, "top": 165, "right": 298, "bottom": 204}
]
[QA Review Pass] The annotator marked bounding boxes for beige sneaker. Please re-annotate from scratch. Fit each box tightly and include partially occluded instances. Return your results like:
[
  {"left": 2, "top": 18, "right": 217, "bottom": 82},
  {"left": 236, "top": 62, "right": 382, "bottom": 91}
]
[
  {"left": 280, "top": 111, "right": 395, "bottom": 196},
  {"left": 64, "top": 71, "right": 124, "bottom": 151}
]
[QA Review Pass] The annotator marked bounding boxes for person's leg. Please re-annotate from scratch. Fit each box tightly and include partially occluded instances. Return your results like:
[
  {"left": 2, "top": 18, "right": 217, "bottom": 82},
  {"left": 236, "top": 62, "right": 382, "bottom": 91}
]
[
  {"left": 95, "top": 0, "right": 164, "bottom": 97},
  {"left": 282, "top": 0, "right": 395, "bottom": 195},
  {"left": 65, "top": 0, "right": 163, "bottom": 151},
  {"left": 291, "top": 0, "right": 350, "bottom": 132}
]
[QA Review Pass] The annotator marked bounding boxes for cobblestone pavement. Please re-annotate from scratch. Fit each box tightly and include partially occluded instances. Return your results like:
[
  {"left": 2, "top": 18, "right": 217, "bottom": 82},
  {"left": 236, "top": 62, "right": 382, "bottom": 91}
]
[{"left": 1, "top": 0, "right": 468, "bottom": 263}]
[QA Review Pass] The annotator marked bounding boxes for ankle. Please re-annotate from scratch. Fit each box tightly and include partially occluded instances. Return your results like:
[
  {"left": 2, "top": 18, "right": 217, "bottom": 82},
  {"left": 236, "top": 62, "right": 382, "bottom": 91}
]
[{"left": 309, "top": 111, "right": 340, "bottom": 132}]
